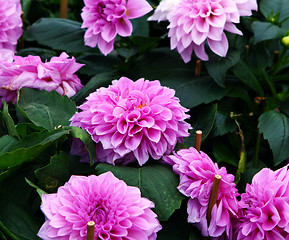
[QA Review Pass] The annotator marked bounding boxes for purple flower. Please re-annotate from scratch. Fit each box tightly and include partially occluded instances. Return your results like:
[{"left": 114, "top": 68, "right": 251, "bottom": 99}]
[
  {"left": 0, "top": 0, "right": 23, "bottom": 52},
  {"left": 81, "top": 0, "right": 153, "bottom": 55},
  {"left": 38, "top": 172, "right": 162, "bottom": 240},
  {"left": 0, "top": 52, "right": 84, "bottom": 106},
  {"left": 167, "top": 0, "right": 257, "bottom": 62},
  {"left": 70, "top": 77, "right": 191, "bottom": 165},
  {"left": 164, "top": 147, "right": 239, "bottom": 238},
  {"left": 236, "top": 166, "right": 289, "bottom": 240}
]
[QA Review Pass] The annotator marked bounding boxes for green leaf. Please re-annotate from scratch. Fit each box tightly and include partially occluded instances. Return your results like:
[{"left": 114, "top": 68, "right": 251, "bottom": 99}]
[
  {"left": 260, "top": 0, "right": 289, "bottom": 23},
  {"left": 95, "top": 164, "right": 184, "bottom": 221},
  {"left": 76, "top": 54, "right": 121, "bottom": 76},
  {"left": 0, "top": 167, "right": 21, "bottom": 184},
  {"left": 16, "top": 123, "right": 45, "bottom": 138},
  {"left": 131, "top": 15, "right": 149, "bottom": 37},
  {"left": 0, "top": 220, "right": 18, "bottom": 240},
  {"left": 128, "top": 48, "right": 194, "bottom": 81},
  {"left": 184, "top": 103, "right": 217, "bottom": 147},
  {"left": 157, "top": 206, "right": 192, "bottom": 240},
  {"left": 127, "top": 48, "right": 231, "bottom": 108},
  {"left": 17, "top": 48, "right": 57, "bottom": 60},
  {"left": 2, "top": 102, "right": 20, "bottom": 139},
  {"left": 171, "top": 77, "right": 231, "bottom": 109},
  {"left": 17, "top": 88, "right": 77, "bottom": 131},
  {"left": 258, "top": 111, "right": 289, "bottom": 165},
  {"left": 237, "top": 167, "right": 263, "bottom": 193},
  {"left": 71, "top": 72, "right": 119, "bottom": 105},
  {"left": 205, "top": 49, "right": 241, "bottom": 87},
  {"left": 21, "top": 0, "right": 34, "bottom": 20},
  {"left": 63, "top": 126, "right": 96, "bottom": 165},
  {"left": 0, "top": 135, "right": 19, "bottom": 155},
  {"left": 280, "top": 98, "right": 289, "bottom": 117},
  {"left": 0, "top": 203, "right": 42, "bottom": 240},
  {"left": 26, "top": 18, "right": 95, "bottom": 53},
  {"left": 210, "top": 112, "right": 237, "bottom": 137},
  {"left": 0, "top": 174, "right": 42, "bottom": 240},
  {"left": 25, "top": 178, "right": 47, "bottom": 198},
  {"left": 35, "top": 152, "right": 72, "bottom": 193},
  {"left": 213, "top": 142, "right": 239, "bottom": 167},
  {"left": 252, "top": 22, "right": 285, "bottom": 44},
  {"left": 228, "top": 88, "right": 255, "bottom": 110},
  {"left": 188, "top": 228, "right": 203, "bottom": 240},
  {"left": 0, "top": 129, "right": 70, "bottom": 170},
  {"left": 232, "top": 60, "right": 264, "bottom": 96},
  {"left": 248, "top": 43, "right": 273, "bottom": 71}
]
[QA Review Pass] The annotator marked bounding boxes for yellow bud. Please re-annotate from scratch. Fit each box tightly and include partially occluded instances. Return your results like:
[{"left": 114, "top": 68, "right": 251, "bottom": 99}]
[{"left": 281, "top": 36, "right": 289, "bottom": 48}]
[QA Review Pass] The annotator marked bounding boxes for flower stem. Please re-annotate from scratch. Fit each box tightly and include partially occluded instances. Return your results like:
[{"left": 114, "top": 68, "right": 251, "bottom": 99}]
[
  {"left": 60, "top": 0, "right": 68, "bottom": 18},
  {"left": 87, "top": 221, "right": 95, "bottom": 240},
  {"left": 207, "top": 175, "right": 221, "bottom": 225},
  {"left": 262, "top": 69, "right": 277, "bottom": 99},
  {"left": 195, "top": 130, "right": 202, "bottom": 152}
]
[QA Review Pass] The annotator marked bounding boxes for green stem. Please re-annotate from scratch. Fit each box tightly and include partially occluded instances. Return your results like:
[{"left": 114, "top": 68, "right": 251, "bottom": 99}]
[
  {"left": 262, "top": 69, "right": 277, "bottom": 99},
  {"left": 271, "top": 74, "right": 289, "bottom": 82},
  {"left": 0, "top": 221, "right": 18, "bottom": 240},
  {"left": 253, "top": 132, "right": 261, "bottom": 168}
]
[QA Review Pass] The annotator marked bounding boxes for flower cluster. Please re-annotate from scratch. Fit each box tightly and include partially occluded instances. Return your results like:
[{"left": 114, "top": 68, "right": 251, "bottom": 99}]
[
  {"left": 164, "top": 147, "right": 239, "bottom": 238},
  {"left": 149, "top": 0, "right": 257, "bottom": 62},
  {"left": 0, "top": 52, "right": 84, "bottom": 107},
  {"left": 0, "top": 0, "right": 23, "bottom": 52},
  {"left": 81, "top": 0, "right": 152, "bottom": 55},
  {"left": 70, "top": 77, "right": 191, "bottom": 165},
  {"left": 235, "top": 166, "right": 289, "bottom": 240},
  {"left": 38, "top": 172, "right": 162, "bottom": 240}
]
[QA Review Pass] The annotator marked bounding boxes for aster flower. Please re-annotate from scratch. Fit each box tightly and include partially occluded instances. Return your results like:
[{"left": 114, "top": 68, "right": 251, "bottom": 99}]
[
  {"left": 147, "top": 0, "right": 181, "bottom": 22},
  {"left": 70, "top": 77, "right": 191, "bottom": 165},
  {"left": 164, "top": 147, "right": 239, "bottom": 238},
  {"left": 167, "top": 0, "right": 257, "bottom": 62},
  {"left": 0, "top": 0, "right": 23, "bottom": 52},
  {"left": 236, "top": 165, "right": 289, "bottom": 240},
  {"left": 38, "top": 172, "right": 162, "bottom": 240},
  {"left": 0, "top": 52, "right": 84, "bottom": 106},
  {"left": 81, "top": 0, "right": 153, "bottom": 55}
]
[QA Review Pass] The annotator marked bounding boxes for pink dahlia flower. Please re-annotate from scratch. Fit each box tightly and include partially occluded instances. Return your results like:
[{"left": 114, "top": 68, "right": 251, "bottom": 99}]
[
  {"left": 38, "top": 172, "right": 162, "bottom": 240},
  {"left": 70, "top": 77, "right": 191, "bottom": 165},
  {"left": 0, "top": 49, "right": 14, "bottom": 64},
  {"left": 164, "top": 147, "right": 239, "bottom": 238},
  {"left": 0, "top": 52, "right": 83, "bottom": 106},
  {"left": 147, "top": 0, "right": 181, "bottom": 22},
  {"left": 81, "top": 0, "right": 153, "bottom": 55},
  {"left": 167, "top": 0, "right": 257, "bottom": 62},
  {"left": 0, "top": 0, "right": 23, "bottom": 52},
  {"left": 236, "top": 165, "right": 289, "bottom": 240}
]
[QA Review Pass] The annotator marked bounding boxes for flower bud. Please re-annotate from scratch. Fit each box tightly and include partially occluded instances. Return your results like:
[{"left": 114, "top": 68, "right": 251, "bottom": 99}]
[{"left": 282, "top": 36, "right": 289, "bottom": 48}]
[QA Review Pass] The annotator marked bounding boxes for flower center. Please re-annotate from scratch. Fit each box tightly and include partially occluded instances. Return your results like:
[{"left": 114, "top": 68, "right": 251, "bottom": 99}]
[{"left": 88, "top": 199, "right": 112, "bottom": 225}]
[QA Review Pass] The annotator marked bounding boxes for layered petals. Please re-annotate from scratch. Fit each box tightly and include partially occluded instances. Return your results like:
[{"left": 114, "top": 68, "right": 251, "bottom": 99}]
[
  {"left": 0, "top": 0, "right": 22, "bottom": 52},
  {"left": 70, "top": 77, "right": 192, "bottom": 165},
  {"left": 38, "top": 172, "right": 162, "bottom": 239},
  {"left": 235, "top": 165, "right": 289, "bottom": 240},
  {"left": 148, "top": 0, "right": 181, "bottom": 22},
  {"left": 0, "top": 52, "right": 84, "bottom": 107},
  {"left": 165, "top": 0, "right": 257, "bottom": 62},
  {"left": 164, "top": 147, "right": 239, "bottom": 238},
  {"left": 81, "top": 0, "right": 152, "bottom": 55}
]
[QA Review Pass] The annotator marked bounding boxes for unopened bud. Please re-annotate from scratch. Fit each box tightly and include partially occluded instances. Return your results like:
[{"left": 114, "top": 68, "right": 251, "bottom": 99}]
[{"left": 282, "top": 36, "right": 289, "bottom": 48}]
